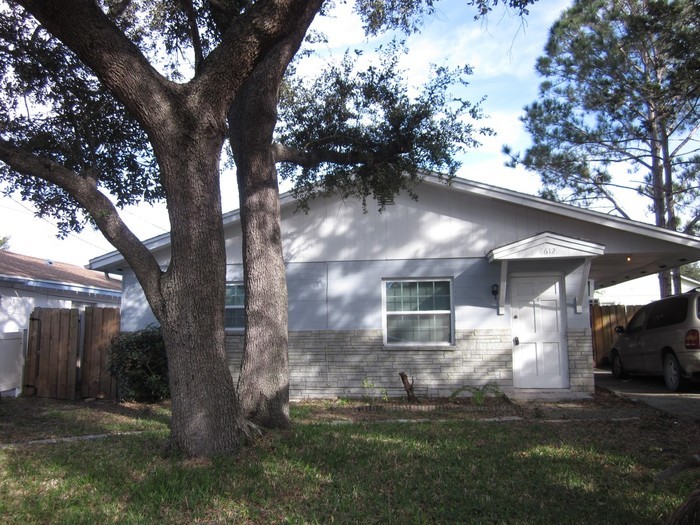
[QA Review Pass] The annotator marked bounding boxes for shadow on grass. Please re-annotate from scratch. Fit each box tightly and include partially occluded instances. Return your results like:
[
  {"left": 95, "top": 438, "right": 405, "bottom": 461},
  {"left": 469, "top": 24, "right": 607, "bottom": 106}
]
[
  {"left": 0, "top": 418, "right": 695, "bottom": 524},
  {"left": 0, "top": 397, "right": 171, "bottom": 445}
]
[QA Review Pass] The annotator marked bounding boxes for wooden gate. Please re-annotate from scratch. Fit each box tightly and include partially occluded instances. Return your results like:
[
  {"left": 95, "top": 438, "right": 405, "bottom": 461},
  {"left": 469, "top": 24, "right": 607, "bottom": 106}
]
[
  {"left": 23, "top": 307, "right": 120, "bottom": 400},
  {"left": 591, "top": 304, "right": 643, "bottom": 367}
]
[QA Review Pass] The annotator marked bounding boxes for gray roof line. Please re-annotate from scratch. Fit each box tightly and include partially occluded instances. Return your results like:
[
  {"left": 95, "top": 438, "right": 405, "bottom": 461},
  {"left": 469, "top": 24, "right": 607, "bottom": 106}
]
[
  {"left": 0, "top": 274, "right": 122, "bottom": 296},
  {"left": 89, "top": 173, "right": 700, "bottom": 269}
]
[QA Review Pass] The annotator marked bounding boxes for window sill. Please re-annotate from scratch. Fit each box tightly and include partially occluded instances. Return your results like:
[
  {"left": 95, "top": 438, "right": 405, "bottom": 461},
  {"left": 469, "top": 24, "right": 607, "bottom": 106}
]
[{"left": 383, "top": 343, "right": 456, "bottom": 351}]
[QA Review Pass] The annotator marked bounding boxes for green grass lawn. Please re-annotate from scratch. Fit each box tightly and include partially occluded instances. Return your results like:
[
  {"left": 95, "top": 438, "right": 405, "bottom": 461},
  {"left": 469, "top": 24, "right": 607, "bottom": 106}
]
[{"left": 0, "top": 398, "right": 696, "bottom": 524}]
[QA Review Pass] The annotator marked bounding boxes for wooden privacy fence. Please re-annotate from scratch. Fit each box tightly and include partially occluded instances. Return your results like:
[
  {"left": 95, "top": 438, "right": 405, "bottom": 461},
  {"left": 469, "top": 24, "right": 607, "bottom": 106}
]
[
  {"left": 591, "top": 304, "right": 643, "bottom": 367},
  {"left": 23, "top": 307, "right": 120, "bottom": 400}
]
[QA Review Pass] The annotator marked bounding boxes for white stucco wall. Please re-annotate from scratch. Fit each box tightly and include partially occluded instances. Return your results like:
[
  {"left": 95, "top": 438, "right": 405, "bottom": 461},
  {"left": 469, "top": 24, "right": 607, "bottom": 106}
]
[{"left": 0, "top": 285, "right": 70, "bottom": 332}]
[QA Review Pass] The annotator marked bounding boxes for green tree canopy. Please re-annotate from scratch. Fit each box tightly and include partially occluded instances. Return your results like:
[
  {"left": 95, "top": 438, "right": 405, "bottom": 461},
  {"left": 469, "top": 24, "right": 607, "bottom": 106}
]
[
  {"left": 506, "top": 0, "right": 700, "bottom": 233},
  {"left": 276, "top": 40, "right": 494, "bottom": 211}
]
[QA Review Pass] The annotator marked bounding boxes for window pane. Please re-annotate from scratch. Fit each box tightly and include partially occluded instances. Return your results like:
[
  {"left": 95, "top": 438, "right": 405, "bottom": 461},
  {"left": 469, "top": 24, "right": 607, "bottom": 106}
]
[
  {"left": 386, "top": 282, "right": 401, "bottom": 312},
  {"left": 225, "top": 284, "right": 244, "bottom": 306},
  {"left": 387, "top": 314, "right": 451, "bottom": 343},
  {"left": 433, "top": 295, "right": 451, "bottom": 310},
  {"left": 418, "top": 281, "right": 434, "bottom": 311},
  {"left": 225, "top": 308, "right": 245, "bottom": 329},
  {"left": 433, "top": 281, "right": 451, "bottom": 310},
  {"left": 404, "top": 282, "right": 418, "bottom": 311}
]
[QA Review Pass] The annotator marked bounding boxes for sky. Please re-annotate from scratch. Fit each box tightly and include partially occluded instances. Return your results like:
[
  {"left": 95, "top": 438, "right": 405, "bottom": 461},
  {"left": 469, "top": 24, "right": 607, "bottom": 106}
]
[{"left": 0, "top": 0, "right": 620, "bottom": 268}]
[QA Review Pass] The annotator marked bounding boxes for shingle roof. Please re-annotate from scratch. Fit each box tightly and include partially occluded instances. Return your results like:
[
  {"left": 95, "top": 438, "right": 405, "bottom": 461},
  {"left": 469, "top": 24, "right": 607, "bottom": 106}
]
[{"left": 0, "top": 250, "right": 121, "bottom": 292}]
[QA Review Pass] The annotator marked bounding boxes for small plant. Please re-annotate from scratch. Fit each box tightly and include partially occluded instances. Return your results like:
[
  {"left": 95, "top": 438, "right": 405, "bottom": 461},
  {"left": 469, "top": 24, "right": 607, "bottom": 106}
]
[
  {"left": 450, "top": 383, "right": 502, "bottom": 406},
  {"left": 380, "top": 387, "right": 389, "bottom": 402},
  {"left": 108, "top": 324, "right": 169, "bottom": 402},
  {"left": 362, "top": 377, "right": 388, "bottom": 403}
]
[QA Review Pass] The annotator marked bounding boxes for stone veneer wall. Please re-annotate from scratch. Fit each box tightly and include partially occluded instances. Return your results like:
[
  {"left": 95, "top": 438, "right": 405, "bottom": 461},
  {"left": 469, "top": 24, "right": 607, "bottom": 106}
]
[
  {"left": 225, "top": 327, "right": 595, "bottom": 399},
  {"left": 567, "top": 328, "right": 595, "bottom": 394},
  {"left": 226, "top": 329, "right": 514, "bottom": 399}
]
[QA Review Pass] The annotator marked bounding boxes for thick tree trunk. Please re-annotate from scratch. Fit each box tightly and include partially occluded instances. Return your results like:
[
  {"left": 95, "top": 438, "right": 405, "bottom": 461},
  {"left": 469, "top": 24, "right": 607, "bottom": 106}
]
[
  {"left": 235, "top": 153, "right": 290, "bottom": 429},
  {"left": 145, "top": 103, "right": 246, "bottom": 456},
  {"left": 228, "top": 2, "right": 322, "bottom": 429},
  {"left": 229, "top": 61, "right": 291, "bottom": 430}
]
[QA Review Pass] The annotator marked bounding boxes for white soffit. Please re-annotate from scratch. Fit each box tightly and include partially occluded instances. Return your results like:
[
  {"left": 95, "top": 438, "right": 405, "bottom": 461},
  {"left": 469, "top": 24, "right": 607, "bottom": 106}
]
[{"left": 487, "top": 232, "right": 605, "bottom": 262}]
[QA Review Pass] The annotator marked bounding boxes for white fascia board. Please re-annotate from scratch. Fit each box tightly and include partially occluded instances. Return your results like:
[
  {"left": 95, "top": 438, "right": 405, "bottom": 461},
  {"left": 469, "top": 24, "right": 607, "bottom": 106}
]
[
  {"left": 434, "top": 175, "right": 700, "bottom": 248},
  {"left": 0, "top": 275, "right": 121, "bottom": 297},
  {"left": 487, "top": 232, "right": 605, "bottom": 262}
]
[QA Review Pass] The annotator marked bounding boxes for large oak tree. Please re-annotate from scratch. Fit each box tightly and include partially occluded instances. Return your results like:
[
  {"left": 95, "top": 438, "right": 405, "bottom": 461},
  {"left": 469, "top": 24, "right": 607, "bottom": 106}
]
[{"left": 0, "top": 0, "right": 534, "bottom": 456}]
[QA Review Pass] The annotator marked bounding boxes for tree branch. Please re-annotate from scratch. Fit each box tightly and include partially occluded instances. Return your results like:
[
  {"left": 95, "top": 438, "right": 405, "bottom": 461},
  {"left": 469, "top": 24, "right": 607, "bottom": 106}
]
[
  {"left": 17, "top": 0, "right": 178, "bottom": 133},
  {"left": 0, "top": 138, "right": 165, "bottom": 315},
  {"left": 271, "top": 142, "right": 408, "bottom": 168},
  {"left": 179, "top": 0, "right": 204, "bottom": 73}
]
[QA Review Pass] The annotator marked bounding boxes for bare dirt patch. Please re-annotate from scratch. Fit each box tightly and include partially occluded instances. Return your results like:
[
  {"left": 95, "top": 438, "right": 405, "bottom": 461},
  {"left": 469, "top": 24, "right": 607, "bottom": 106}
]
[{"left": 291, "top": 386, "right": 665, "bottom": 424}]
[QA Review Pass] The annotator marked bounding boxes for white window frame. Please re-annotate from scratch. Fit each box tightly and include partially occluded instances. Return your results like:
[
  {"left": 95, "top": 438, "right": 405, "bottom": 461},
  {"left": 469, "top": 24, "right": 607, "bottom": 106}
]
[
  {"left": 225, "top": 282, "right": 245, "bottom": 331},
  {"left": 382, "top": 278, "right": 454, "bottom": 347}
]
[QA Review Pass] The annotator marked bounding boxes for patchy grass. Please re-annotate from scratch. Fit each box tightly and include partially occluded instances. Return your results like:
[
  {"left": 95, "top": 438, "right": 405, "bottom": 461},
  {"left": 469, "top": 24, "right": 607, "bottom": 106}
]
[
  {"left": 0, "top": 398, "right": 170, "bottom": 444},
  {"left": 0, "top": 395, "right": 698, "bottom": 524}
]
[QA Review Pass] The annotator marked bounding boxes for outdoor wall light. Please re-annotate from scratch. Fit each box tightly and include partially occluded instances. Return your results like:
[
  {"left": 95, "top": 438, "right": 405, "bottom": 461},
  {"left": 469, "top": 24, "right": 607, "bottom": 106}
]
[{"left": 491, "top": 284, "right": 499, "bottom": 298}]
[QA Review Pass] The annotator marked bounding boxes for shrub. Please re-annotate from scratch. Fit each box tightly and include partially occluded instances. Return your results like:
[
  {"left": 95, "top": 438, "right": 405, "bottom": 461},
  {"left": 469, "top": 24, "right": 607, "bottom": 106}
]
[{"left": 108, "top": 325, "right": 169, "bottom": 402}]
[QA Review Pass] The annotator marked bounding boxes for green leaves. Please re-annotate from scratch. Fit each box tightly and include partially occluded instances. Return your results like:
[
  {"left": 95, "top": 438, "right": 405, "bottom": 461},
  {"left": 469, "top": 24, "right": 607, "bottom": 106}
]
[
  {"left": 354, "top": 0, "right": 536, "bottom": 34},
  {"left": 277, "top": 39, "right": 492, "bottom": 211},
  {"left": 509, "top": 0, "right": 700, "bottom": 228},
  {"left": 0, "top": 4, "right": 161, "bottom": 235}
]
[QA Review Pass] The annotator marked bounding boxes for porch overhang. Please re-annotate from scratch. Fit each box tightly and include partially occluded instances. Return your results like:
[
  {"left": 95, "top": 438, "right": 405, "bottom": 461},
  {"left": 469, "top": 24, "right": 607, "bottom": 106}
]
[{"left": 487, "top": 232, "right": 605, "bottom": 315}]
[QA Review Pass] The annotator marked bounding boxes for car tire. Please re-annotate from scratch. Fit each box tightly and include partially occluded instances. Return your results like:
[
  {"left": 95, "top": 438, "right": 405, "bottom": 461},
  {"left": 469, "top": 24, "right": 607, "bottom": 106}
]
[
  {"left": 663, "top": 353, "right": 685, "bottom": 392},
  {"left": 611, "top": 351, "right": 625, "bottom": 379}
]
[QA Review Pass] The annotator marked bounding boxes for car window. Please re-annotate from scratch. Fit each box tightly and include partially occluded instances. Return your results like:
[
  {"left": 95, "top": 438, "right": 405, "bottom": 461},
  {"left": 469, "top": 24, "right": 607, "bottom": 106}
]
[
  {"left": 647, "top": 297, "right": 688, "bottom": 330},
  {"left": 626, "top": 306, "right": 651, "bottom": 334}
]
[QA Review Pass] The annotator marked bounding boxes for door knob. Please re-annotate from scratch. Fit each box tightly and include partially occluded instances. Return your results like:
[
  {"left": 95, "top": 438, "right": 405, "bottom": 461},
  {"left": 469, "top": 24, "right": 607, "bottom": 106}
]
[{"left": 513, "top": 337, "right": 519, "bottom": 346}]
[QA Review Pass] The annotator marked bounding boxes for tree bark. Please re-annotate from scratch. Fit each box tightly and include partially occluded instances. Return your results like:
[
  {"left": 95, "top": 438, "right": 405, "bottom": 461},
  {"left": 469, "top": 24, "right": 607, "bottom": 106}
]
[
  {"left": 230, "top": 81, "right": 290, "bottom": 428},
  {"left": 228, "top": 1, "right": 322, "bottom": 428},
  {"left": 399, "top": 372, "right": 418, "bottom": 403},
  {"left": 154, "top": 115, "right": 244, "bottom": 455}
]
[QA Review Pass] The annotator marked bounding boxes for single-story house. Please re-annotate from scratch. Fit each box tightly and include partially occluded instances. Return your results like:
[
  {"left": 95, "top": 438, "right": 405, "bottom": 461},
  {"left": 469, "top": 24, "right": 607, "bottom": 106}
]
[
  {"left": 88, "top": 174, "right": 700, "bottom": 400},
  {"left": 0, "top": 250, "right": 122, "bottom": 395}
]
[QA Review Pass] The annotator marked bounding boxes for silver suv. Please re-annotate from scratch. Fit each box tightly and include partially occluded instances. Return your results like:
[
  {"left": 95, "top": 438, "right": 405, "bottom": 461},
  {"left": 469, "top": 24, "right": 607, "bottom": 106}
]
[{"left": 610, "top": 290, "right": 700, "bottom": 391}]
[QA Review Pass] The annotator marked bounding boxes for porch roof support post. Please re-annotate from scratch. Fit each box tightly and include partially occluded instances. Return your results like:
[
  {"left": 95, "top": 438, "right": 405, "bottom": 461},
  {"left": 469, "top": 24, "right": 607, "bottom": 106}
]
[
  {"left": 498, "top": 260, "right": 508, "bottom": 316},
  {"left": 575, "top": 257, "right": 593, "bottom": 314}
]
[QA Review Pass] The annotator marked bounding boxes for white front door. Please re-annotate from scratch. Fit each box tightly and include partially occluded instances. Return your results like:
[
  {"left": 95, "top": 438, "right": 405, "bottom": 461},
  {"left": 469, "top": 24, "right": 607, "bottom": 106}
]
[{"left": 511, "top": 275, "right": 569, "bottom": 389}]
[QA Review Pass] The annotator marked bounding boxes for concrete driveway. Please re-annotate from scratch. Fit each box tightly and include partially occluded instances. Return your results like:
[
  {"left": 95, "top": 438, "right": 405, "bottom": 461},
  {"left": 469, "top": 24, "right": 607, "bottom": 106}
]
[{"left": 595, "top": 368, "right": 700, "bottom": 422}]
